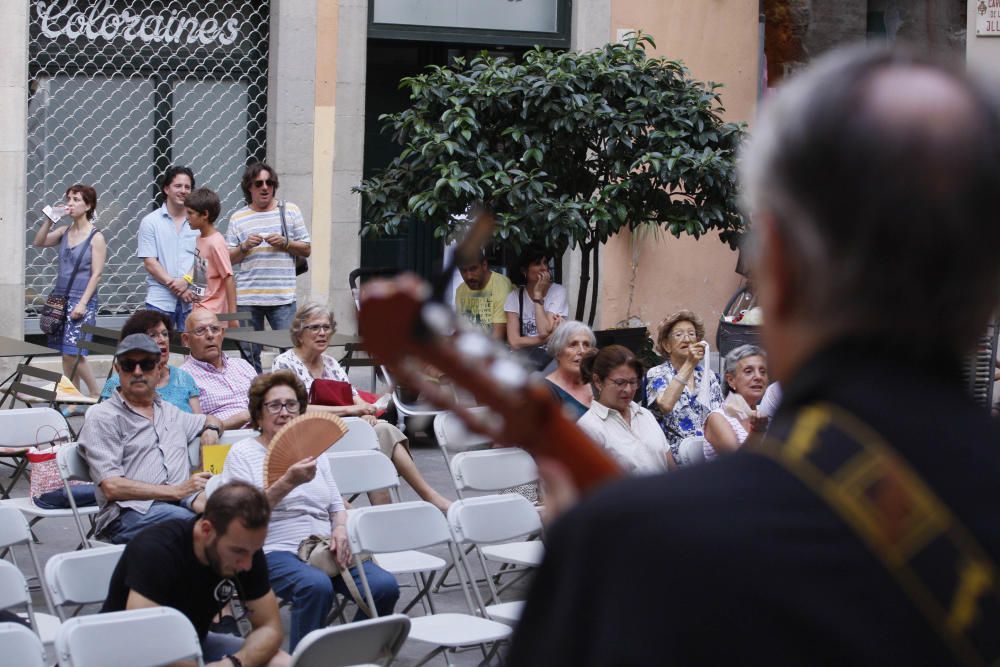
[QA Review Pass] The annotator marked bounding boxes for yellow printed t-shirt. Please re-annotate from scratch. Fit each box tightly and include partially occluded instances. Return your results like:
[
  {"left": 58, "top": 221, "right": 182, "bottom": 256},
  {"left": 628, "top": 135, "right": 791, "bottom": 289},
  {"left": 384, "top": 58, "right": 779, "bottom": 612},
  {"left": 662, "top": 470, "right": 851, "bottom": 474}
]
[{"left": 455, "top": 271, "right": 513, "bottom": 334}]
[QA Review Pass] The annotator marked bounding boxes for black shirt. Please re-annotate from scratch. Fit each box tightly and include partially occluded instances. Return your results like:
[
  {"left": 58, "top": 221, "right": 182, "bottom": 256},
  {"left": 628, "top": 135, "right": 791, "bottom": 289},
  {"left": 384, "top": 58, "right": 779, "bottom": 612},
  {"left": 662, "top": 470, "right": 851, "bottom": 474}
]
[
  {"left": 509, "top": 340, "right": 1000, "bottom": 666},
  {"left": 102, "top": 517, "right": 271, "bottom": 639}
]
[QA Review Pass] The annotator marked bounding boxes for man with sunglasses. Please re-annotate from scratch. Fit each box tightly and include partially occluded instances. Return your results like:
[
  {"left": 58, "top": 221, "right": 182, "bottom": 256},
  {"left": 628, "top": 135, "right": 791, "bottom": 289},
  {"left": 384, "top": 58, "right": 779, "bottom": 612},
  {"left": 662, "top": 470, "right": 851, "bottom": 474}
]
[
  {"left": 79, "top": 333, "right": 225, "bottom": 544},
  {"left": 226, "top": 162, "right": 312, "bottom": 372}
]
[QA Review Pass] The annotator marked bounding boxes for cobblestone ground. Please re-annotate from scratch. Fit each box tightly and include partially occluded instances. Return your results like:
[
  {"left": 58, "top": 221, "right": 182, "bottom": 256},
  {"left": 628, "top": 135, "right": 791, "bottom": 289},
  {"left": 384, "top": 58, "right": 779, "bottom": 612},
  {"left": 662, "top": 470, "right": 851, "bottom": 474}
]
[{"left": 13, "top": 413, "right": 531, "bottom": 666}]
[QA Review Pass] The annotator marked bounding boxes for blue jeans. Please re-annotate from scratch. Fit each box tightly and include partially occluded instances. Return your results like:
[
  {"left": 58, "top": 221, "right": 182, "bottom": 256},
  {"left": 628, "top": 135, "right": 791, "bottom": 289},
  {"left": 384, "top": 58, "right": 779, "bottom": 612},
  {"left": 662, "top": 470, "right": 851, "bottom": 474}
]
[
  {"left": 201, "top": 631, "right": 245, "bottom": 662},
  {"left": 145, "top": 300, "right": 193, "bottom": 332},
  {"left": 237, "top": 302, "right": 297, "bottom": 372},
  {"left": 266, "top": 549, "right": 400, "bottom": 651},
  {"left": 103, "top": 501, "right": 195, "bottom": 544}
]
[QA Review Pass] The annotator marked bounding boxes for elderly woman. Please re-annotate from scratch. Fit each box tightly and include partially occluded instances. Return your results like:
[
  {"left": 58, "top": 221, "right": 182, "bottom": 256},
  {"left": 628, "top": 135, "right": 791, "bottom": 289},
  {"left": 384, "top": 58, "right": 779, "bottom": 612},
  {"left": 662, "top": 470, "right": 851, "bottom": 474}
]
[
  {"left": 645, "top": 310, "right": 723, "bottom": 468},
  {"left": 578, "top": 345, "right": 674, "bottom": 474},
  {"left": 221, "top": 371, "right": 400, "bottom": 651},
  {"left": 272, "top": 302, "right": 452, "bottom": 512},
  {"left": 101, "top": 309, "right": 201, "bottom": 412},
  {"left": 544, "top": 321, "right": 595, "bottom": 421},
  {"left": 704, "top": 345, "right": 770, "bottom": 460}
]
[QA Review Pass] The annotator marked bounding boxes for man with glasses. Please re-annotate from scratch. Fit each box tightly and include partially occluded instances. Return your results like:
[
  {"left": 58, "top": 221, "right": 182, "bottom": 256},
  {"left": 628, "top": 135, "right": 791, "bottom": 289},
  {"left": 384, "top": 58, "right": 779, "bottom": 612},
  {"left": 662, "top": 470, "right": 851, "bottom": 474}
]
[
  {"left": 79, "top": 333, "right": 224, "bottom": 544},
  {"left": 138, "top": 166, "right": 199, "bottom": 331},
  {"left": 227, "top": 162, "right": 312, "bottom": 372},
  {"left": 180, "top": 309, "right": 259, "bottom": 430}
]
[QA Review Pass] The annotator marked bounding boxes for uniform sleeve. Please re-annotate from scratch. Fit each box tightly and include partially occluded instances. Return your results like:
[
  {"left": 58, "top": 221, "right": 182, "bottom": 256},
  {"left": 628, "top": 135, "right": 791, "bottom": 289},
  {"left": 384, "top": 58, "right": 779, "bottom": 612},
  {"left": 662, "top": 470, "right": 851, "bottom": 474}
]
[
  {"left": 546, "top": 284, "right": 569, "bottom": 317},
  {"left": 287, "top": 204, "right": 311, "bottom": 243},
  {"left": 136, "top": 216, "right": 157, "bottom": 258},
  {"left": 78, "top": 409, "right": 125, "bottom": 483}
]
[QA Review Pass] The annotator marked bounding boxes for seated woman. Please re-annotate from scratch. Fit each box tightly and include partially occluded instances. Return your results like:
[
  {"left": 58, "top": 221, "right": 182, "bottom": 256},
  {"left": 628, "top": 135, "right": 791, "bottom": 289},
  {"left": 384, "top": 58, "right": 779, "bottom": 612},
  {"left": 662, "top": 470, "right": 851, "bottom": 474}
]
[
  {"left": 704, "top": 345, "right": 770, "bottom": 460},
  {"left": 101, "top": 309, "right": 201, "bottom": 412},
  {"left": 645, "top": 310, "right": 723, "bottom": 468},
  {"left": 272, "top": 302, "right": 452, "bottom": 512},
  {"left": 505, "top": 245, "right": 569, "bottom": 369},
  {"left": 578, "top": 345, "right": 674, "bottom": 474},
  {"left": 544, "top": 320, "right": 596, "bottom": 421},
  {"left": 221, "top": 370, "right": 400, "bottom": 651}
]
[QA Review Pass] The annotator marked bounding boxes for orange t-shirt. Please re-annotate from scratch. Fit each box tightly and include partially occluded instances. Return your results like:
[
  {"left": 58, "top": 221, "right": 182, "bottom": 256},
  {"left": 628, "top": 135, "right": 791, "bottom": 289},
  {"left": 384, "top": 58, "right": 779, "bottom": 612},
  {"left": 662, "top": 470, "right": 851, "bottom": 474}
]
[{"left": 193, "top": 231, "right": 234, "bottom": 317}]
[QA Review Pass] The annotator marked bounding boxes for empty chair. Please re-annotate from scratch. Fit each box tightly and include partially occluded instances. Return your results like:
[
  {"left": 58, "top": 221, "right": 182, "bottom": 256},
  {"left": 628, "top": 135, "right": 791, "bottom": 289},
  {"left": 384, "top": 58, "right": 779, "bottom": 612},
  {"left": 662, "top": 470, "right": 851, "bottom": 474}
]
[
  {"left": 448, "top": 494, "right": 545, "bottom": 625},
  {"left": 0, "top": 622, "right": 46, "bottom": 667},
  {"left": 336, "top": 417, "right": 380, "bottom": 452},
  {"left": 0, "top": 559, "right": 59, "bottom": 646},
  {"left": 449, "top": 448, "right": 539, "bottom": 498},
  {"left": 347, "top": 502, "right": 512, "bottom": 666},
  {"left": 291, "top": 613, "right": 410, "bottom": 667},
  {"left": 44, "top": 545, "right": 125, "bottom": 621},
  {"left": 0, "top": 407, "right": 71, "bottom": 499},
  {"left": 56, "top": 607, "right": 203, "bottom": 667},
  {"left": 0, "top": 506, "right": 58, "bottom": 618}
]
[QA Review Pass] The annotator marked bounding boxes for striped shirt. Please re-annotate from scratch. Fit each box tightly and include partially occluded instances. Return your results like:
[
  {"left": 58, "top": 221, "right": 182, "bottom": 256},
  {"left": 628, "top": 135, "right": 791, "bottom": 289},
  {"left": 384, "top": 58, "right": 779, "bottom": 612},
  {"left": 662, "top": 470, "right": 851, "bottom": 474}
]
[
  {"left": 179, "top": 354, "right": 257, "bottom": 425},
  {"left": 221, "top": 437, "right": 345, "bottom": 554},
  {"left": 226, "top": 201, "right": 311, "bottom": 306},
  {"left": 78, "top": 390, "right": 206, "bottom": 535}
]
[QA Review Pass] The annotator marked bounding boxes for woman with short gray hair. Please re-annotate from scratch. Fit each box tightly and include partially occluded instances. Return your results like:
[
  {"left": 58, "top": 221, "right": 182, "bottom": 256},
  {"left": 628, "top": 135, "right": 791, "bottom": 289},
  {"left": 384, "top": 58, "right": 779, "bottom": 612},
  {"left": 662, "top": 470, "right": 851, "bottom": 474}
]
[
  {"left": 703, "top": 344, "right": 769, "bottom": 460},
  {"left": 544, "top": 321, "right": 596, "bottom": 420}
]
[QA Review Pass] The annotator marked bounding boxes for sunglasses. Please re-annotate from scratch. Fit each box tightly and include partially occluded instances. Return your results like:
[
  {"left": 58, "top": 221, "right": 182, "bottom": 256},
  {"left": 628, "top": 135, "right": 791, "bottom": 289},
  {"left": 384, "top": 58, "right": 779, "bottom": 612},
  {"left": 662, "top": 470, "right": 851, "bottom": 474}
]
[
  {"left": 252, "top": 179, "right": 277, "bottom": 188},
  {"left": 119, "top": 358, "right": 158, "bottom": 372}
]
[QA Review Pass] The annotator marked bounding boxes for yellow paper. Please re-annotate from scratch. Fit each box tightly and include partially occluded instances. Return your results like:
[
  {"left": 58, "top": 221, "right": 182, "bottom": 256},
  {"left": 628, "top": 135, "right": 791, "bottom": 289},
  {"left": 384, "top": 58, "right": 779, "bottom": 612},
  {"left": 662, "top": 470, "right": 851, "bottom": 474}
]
[{"left": 202, "top": 444, "right": 232, "bottom": 474}]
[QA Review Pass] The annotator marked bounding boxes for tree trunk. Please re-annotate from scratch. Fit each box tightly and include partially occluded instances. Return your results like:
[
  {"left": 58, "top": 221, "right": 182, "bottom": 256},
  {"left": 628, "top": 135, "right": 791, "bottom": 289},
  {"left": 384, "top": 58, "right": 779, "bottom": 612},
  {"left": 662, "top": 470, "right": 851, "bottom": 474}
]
[
  {"left": 587, "top": 242, "right": 600, "bottom": 327},
  {"left": 575, "top": 242, "right": 592, "bottom": 322}
]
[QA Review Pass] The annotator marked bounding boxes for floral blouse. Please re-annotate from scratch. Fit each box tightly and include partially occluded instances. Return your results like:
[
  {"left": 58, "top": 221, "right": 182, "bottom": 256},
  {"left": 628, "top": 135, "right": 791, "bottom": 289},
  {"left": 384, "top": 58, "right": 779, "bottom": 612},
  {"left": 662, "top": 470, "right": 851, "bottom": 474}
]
[
  {"left": 645, "top": 359, "right": 723, "bottom": 466},
  {"left": 271, "top": 349, "right": 358, "bottom": 398}
]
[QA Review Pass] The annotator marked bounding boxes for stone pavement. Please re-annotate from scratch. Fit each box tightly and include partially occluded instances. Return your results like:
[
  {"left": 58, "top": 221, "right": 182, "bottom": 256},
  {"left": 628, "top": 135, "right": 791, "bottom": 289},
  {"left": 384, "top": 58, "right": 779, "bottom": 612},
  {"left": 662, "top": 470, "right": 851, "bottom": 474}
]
[{"left": 10, "top": 415, "right": 531, "bottom": 666}]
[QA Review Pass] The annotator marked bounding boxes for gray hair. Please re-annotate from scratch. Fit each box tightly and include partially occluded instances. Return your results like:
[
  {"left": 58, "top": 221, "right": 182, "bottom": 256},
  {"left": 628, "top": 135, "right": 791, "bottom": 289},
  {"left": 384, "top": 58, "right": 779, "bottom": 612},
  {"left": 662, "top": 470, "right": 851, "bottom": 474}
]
[
  {"left": 723, "top": 344, "right": 766, "bottom": 377},
  {"left": 740, "top": 46, "right": 1000, "bottom": 360},
  {"left": 546, "top": 320, "right": 596, "bottom": 357},
  {"left": 290, "top": 302, "right": 336, "bottom": 347}
]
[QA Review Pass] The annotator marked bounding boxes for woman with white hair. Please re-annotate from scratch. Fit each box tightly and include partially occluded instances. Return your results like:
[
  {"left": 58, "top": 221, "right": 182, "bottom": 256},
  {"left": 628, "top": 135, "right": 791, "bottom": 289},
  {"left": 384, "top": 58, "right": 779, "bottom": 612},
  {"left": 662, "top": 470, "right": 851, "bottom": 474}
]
[
  {"left": 544, "top": 320, "right": 596, "bottom": 420},
  {"left": 703, "top": 344, "right": 769, "bottom": 460},
  {"left": 272, "top": 302, "right": 452, "bottom": 512}
]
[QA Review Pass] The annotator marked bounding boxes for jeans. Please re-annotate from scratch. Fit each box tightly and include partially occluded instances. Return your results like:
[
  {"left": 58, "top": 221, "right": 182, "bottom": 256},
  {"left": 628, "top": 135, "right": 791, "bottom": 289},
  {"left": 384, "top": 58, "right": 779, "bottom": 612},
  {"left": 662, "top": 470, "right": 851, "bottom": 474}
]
[
  {"left": 237, "top": 302, "right": 297, "bottom": 372},
  {"left": 145, "top": 300, "right": 193, "bottom": 332},
  {"left": 201, "top": 631, "right": 245, "bottom": 662},
  {"left": 103, "top": 502, "right": 195, "bottom": 544},
  {"left": 266, "top": 549, "right": 400, "bottom": 651},
  {"left": 32, "top": 483, "right": 96, "bottom": 509}
]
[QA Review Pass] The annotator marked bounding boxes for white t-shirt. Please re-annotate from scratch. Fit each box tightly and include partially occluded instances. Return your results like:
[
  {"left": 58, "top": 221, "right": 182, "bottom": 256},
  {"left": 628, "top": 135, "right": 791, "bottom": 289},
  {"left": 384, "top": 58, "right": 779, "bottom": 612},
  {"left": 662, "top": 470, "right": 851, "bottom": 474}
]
[
  {"left": 503, "top": 283, "right": 569, "bottom": 337},
  {"left": 221, "top": 437, "right": 345, "bottom": 554},
  {"left": 578, "top": 400, "right": 671, "bottom": 474}
]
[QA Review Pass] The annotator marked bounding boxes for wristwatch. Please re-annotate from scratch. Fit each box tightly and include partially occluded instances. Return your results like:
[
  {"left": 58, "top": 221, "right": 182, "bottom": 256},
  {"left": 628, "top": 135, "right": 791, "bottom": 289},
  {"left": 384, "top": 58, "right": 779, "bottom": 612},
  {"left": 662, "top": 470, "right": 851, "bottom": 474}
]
[
  {"left": 225, "top": 654, "right": 243, "bottom": 667},
  {"left": 201, "top": 424, "right": 222, "bottom": 436},
  {"left": 531, "top": 298, "right": 544, "bottom": 304}
]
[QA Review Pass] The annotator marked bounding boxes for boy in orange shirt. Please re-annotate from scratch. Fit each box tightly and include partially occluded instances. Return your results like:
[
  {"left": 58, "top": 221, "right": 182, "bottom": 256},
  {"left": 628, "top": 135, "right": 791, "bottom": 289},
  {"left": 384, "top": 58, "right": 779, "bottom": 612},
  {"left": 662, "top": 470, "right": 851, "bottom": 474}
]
[{"left": 185, "top": 188, "right": 237, "bottom": 324}]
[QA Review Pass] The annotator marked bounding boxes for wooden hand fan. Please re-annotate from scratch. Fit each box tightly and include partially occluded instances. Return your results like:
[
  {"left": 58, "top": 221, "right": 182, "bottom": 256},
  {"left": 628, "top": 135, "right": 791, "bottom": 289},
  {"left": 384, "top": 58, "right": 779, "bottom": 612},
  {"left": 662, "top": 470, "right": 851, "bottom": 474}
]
[{"left": 263, "top": 412, "right": 349, "bottom": 488}]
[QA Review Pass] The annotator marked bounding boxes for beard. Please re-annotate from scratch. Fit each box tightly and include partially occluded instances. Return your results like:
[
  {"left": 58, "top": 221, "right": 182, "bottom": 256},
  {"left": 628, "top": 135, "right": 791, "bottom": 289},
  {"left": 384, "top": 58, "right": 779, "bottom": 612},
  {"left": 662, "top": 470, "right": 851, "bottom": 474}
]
[{"left": 205, "top": 536, "right": 231, "bottom": 577}]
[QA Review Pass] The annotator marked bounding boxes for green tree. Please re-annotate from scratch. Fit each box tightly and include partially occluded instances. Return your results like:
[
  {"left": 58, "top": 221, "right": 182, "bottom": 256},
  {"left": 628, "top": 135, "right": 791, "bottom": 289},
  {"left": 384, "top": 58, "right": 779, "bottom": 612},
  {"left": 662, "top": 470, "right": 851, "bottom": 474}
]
[{"left": 355, "top": 35, "right": 746, "bottom": 324}]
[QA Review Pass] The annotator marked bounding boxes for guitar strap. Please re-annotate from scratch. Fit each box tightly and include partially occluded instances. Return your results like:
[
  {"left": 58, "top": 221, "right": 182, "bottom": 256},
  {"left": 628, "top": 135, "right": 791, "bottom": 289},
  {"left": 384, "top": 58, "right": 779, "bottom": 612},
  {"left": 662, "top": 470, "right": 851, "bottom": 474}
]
[{"left": 753, "top": 402, "right": 1000, "bottom": 667}]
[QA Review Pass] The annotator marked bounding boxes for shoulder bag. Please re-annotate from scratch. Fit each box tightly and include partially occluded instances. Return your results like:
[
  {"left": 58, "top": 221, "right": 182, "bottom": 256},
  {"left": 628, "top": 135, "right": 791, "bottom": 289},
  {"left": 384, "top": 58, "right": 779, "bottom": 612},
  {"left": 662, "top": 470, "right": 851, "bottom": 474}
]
[{"left": 279, "top": 201, "right": 308, "bottom": 276}]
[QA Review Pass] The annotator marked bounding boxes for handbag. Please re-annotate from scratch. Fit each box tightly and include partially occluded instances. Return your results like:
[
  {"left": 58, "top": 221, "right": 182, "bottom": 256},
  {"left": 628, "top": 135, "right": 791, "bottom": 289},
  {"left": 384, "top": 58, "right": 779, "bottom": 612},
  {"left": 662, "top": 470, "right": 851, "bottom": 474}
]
[
  {"left": 309, "top": 379, "right": 387, "bottom": 418},
  {"left": 40, "top": 228, "right": 98, "bottom": 337},
  {"left": 517, "top": 288, "right": 553, "bottom": 371},
  {"left": 279, "top": 201, "right": 309, "bottom": 276},
  {"left": 297, "top": 534, "right": 373, "bottom": 617}
]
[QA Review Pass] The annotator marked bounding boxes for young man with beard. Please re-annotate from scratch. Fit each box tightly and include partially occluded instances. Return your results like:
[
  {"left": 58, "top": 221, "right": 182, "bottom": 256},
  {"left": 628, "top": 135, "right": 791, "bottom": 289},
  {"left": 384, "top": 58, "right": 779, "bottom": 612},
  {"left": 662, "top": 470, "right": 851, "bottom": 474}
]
[
  {"left": 454, "top": 251, "right": 512, "bottom": 341},
  {"left": 102, "top": 480, "right": 289, "bottom": 667}
]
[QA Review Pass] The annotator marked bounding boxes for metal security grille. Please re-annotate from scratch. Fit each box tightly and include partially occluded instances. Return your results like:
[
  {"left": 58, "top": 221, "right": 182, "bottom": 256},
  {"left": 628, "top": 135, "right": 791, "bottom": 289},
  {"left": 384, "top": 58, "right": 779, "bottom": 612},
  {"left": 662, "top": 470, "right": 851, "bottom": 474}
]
[{"left": 25, "top": 0, "right": 268, "bottom": 321}]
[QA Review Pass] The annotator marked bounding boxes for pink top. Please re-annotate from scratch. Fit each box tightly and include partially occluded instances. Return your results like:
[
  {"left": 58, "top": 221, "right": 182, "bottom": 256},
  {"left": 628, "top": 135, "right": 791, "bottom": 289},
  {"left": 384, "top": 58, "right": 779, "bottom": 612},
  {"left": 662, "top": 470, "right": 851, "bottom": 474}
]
[{"left": 193, "top": 231, "right": 234, "bottom": 317}]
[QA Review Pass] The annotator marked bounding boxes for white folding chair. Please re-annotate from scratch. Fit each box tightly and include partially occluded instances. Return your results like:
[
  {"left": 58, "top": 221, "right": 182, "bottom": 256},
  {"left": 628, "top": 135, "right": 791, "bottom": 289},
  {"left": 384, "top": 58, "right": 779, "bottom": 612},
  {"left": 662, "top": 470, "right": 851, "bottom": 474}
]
[
  {"left": 678, "top": 436, "right": 707, "bottom": 466},
  {"left": 449, "top": 448, "right": 539, "bottom": 498},
  {"left": 432, "top": 410, "right": 494, "bottom": 496},
  {"left": 0, "top": 559, "right": 60, "bottom": 647},
  {"left": 291, "top": 613, "right": 411, "bottom": 667},
  {"left": 0, "top": 506, "right": 60, "bottom": 619},
  {"left": 219, "top": 428, "right": 260, "bottom": 445},
  {"left": 44, "top": 545, "right": 125, "bottom": 621},
  {"left": 336, "top": 417, "right": 380, "bottom": 452},
  {"left": 347, "top": 502, "right": 511, "bottom": 667},
  {"left": 448, "top": 494, "right": 544, "bottom": 625},
  {"left": 0, "top": 407, "right": 71, "bottom": 499},
  {"left": 327, "top": 451, "right": 445, "bottom": 614},
  {"left": 56, "top": 607, "right": 204, "bottom": 667},
  {"left": 0, "top": 621, "right": 46, "bottom": 667},
  {"left": 55, "top": 442, "right": 102, "bottom": 548},
  {"left": 382, "top": 366, "right": 446, "bottom": 434}
]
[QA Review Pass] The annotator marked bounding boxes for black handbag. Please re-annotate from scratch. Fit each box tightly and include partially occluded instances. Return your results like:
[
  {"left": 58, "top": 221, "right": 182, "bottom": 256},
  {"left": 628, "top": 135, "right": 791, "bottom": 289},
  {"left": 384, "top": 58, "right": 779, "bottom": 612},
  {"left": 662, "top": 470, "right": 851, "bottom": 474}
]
[
  {"left": 279, "top": 200, "right": 308, "bottom": 276},
  {"left": 39, "top": 228, "right": 97, "bottom": 337}
]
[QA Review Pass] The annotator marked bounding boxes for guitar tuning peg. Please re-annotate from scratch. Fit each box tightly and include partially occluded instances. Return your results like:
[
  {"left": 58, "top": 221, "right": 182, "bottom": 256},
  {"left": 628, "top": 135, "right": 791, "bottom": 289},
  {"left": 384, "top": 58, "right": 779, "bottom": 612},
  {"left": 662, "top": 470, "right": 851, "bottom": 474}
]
[
  {"left": 421, "top": 302, "right": 456, "bottom": 337},
  {"left": 491, "top": 357, "right": 529, "bottom": 389},
  {"left": 455, "top": 332, "right": 493, "bottom": 360}
]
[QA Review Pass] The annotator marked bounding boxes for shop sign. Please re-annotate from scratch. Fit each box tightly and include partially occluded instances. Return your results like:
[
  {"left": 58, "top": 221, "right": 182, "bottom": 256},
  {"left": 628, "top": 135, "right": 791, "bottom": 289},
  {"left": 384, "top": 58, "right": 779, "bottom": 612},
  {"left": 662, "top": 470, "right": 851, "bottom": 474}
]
[
  {"left": 373, "top": 0, "right": 559, "bottom": 34},
  {"left": 977, "top": 0, "right": 1000, "bottom": 36}
]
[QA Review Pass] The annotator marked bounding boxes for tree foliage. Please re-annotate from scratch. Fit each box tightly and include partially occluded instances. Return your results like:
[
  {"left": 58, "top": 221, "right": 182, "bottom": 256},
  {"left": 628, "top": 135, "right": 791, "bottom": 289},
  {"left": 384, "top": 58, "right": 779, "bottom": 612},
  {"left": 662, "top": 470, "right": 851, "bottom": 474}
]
[{"left": 355, "top": 34, "right": 747, "bottom": 320}]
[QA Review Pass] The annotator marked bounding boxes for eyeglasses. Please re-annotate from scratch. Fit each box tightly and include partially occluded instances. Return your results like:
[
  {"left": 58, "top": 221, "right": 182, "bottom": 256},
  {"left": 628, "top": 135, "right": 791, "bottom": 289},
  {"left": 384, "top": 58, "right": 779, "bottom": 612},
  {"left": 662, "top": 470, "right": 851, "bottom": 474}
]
[
  {"left": 252, "top": 179, "right": 277, "bottom": 188},
  {"left": 148, "top": 330, "right": 170, "bottom": 340},
  {"left": 263, "top": 400, "right": 302, "bottom": 415},
  {"left": 303, "top": 323, "right": 333, "bottom": 334},
  {"left": 607, "top": 378, "right": 640, "bottom": 389},
  {"left": 670, "top": 330, "right": 698, "bottom": 340},
  {"left": 119, "top": 358, "right": 158, "bottom": 372},
  {"left": 190, "top": 325, "right": 223, "bottom": 337}
]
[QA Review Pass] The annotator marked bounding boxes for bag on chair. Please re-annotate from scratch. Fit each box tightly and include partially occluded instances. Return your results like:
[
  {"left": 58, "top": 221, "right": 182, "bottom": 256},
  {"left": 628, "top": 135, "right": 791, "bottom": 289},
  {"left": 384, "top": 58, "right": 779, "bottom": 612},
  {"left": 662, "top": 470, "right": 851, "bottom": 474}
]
[{"left": 297, "top": 534, "right": 373, "bottom": 616}]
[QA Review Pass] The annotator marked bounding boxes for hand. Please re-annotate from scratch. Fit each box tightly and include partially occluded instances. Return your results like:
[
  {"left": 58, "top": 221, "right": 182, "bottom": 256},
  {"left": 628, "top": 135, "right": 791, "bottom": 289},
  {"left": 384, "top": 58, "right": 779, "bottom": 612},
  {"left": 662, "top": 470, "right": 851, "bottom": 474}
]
[
  {"left": 352, "top": 403, "right": 377, "bottom": 417},
  {"left": 329, "top": 524, "right": 351, "bottom": 569},
  {"left": 199, "top": 428, "right": 220, "bottom": 446},
  {"left": 180, "top": 289, "right": 195, "bottom": 304},
  {"left": 167, "top": 277, "right": 189, "bottom": 296},
  {"left": 175, "top": 472, "right": 211, "bottom": 500},
  {"left": 280, "top": 456, "right": 318, "bottom": 488},
  {"left": 69, "top": 303, "right": 86, "bottom": 320},
  {"left": 263, "top": 233, "right": 289, "bottom": 250},
  {"left": 242, "top": 234, "right": 264, "bottom": 252},
  {"left": 537, "top": 457, "right": 579, "bottom": 526},
  {"left": 361, "top": 414, "right": 377, "bottom": 426},
  {"left": 686, "top": 341, "right": 707, "bottom": 365},
  {"left": 550, "top": 314, "right": 565, "bottom": 330},
  {"left": 749, "top": 410, "right": 769, "bottom": 433},
  {"left": 531, "top": 269, "right": 552, "bottom": 300}
]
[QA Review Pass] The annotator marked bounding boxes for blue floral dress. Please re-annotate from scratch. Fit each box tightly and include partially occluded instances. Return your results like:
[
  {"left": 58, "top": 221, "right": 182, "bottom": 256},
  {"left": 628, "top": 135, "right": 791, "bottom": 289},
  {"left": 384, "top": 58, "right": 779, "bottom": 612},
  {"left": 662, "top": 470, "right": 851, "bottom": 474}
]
[{"left": 645, "top": 359, "right": 723, "bottom": 466}]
